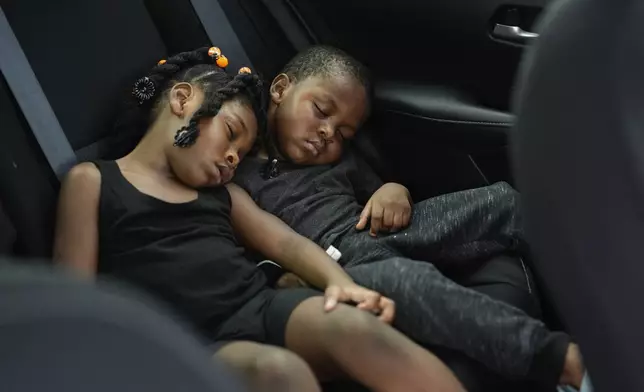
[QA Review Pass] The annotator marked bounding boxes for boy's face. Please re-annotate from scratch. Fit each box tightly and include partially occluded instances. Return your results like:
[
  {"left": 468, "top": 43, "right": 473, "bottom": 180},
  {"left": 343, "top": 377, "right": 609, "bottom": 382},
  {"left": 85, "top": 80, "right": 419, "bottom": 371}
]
[{"left": 269, "top": 74, "right": 367, "bottom": 165}]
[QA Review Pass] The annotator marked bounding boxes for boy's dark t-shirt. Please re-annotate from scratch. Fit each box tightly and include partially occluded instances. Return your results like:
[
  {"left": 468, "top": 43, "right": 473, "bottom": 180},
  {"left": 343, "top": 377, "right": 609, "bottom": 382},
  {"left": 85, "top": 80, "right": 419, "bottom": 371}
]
[
  {"left": 234, "top": 151, "right": 383, "bottom": 250},
  {"left": 94, "top": 160, "right": 266, "bottom": 329}
]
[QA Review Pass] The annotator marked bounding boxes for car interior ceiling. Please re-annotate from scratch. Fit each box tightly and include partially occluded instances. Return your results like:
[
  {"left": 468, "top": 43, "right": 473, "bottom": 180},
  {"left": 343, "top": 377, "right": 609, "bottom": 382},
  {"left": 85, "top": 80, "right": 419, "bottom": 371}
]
[{"left": 0, "top": 0, "right": 566, "bottom": 391}]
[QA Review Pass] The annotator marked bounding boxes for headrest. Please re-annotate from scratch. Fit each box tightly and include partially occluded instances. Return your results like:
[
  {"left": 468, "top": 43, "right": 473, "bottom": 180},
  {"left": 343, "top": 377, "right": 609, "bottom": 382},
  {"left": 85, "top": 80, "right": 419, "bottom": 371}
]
[{"left": 512, "top": 0, "right": 644, "bottom": 390}]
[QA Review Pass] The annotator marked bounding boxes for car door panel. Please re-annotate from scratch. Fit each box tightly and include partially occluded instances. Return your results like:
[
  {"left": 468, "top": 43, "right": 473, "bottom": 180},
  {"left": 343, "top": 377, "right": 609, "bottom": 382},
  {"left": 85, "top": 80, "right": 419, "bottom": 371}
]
[{"left": 376, "top": 81, "right": 513, "bottom": 149}]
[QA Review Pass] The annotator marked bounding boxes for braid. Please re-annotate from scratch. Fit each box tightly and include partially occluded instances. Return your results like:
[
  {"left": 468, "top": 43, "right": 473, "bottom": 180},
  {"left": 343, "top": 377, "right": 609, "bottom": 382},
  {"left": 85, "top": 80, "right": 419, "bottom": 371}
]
[
  {"left": 146, "top": 48, "right": 211, "bottom": 89},
  {"left": 199, "top": 74, "right": 264, "bottom": 124}
]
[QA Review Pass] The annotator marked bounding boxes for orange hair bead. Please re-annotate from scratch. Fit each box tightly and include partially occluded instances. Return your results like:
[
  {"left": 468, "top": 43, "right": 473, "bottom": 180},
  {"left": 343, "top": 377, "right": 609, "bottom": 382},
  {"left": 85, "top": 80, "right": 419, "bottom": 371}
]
[
  {"left": 208, "top": 46, "right": 222, "bottom": 58},
  {"left": 238, "top": 67, "right": 252, "bottom": 74},
  {"left": 216, "top": 55, "right": 229, "bottom": 68},
  {"left": 158, "top": 59, "right": 167, "bottom": 65}
]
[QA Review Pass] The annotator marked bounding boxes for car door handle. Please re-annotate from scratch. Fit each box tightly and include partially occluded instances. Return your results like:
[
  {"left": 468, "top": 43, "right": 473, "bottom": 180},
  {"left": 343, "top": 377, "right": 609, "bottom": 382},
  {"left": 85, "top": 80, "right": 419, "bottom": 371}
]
[{"left": 492, "top": 24, "right": 539, "bottom": 44}]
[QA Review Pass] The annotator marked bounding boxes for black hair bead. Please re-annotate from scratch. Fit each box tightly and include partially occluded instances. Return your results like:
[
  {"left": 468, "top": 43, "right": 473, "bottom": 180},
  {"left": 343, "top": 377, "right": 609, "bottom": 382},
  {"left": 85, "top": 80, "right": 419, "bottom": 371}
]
[
  {"left": 132, "top": 76, "right": 156, "bottom": 103},
  {"left": 173, "top": 126, "right": 199, "bottom": 148}
]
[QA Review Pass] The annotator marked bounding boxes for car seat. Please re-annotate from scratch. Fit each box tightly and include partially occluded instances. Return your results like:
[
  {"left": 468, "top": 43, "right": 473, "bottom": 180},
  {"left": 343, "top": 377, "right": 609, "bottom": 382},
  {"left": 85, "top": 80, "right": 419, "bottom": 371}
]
[
  {"left": 0, "top": 201, "right": 16, "bottom": 254},
  {"left": 0, "top": 259, "right": 246, "bottom": 392},
  {"left": 513, "top": 0, "right": 644, "bottom": 391}
]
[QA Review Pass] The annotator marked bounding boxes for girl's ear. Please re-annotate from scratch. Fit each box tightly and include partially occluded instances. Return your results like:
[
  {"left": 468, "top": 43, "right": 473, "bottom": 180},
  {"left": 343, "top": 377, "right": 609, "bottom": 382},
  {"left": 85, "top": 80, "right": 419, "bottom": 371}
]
[
  {"left": 169, "top": 83, "right": 195, "bottom": 118},
  {"left": 270, "top": 74, "right": 291, "bottom": 104}
]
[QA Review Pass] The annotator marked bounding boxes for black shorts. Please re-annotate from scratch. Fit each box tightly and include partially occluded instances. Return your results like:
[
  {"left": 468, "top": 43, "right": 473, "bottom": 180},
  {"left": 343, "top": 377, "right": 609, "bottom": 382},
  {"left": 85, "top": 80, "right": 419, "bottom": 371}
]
[{"left": 210, "top": 288, "right": 320, "bottom": 352}]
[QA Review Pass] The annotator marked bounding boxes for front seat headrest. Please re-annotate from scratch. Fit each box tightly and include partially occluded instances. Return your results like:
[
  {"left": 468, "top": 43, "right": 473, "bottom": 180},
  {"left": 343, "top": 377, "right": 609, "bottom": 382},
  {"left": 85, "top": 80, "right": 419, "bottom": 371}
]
[{"left": 512, "top": 0, "right": 644, "bottom": 391}]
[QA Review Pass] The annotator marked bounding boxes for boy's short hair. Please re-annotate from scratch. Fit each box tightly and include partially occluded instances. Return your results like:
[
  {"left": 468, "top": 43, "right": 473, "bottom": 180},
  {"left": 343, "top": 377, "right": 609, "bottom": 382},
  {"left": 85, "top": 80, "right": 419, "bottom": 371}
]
[{"left": 281, "top": 46, "right": 371, "bottom": 94}]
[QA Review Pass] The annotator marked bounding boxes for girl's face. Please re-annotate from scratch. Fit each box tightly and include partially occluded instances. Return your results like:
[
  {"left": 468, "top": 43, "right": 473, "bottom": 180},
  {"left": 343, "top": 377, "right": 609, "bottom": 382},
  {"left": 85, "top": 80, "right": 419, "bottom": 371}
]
[
  {"left": 167, "top": 87, "right": 258, "bottom": 188},
  {"left": 269, "top": 74, "right": 367, "bottom": 165}
]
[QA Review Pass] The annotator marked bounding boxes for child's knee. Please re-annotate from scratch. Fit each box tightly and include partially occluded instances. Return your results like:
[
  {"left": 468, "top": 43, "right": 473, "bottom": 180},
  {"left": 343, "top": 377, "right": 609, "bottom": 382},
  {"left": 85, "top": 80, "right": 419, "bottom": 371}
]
[
  {"left": 324, "top": 305, "right": 392, "bottom": 349},
  {"left": 495, "top": 182, "right": 521, "bottom": 206},
  {"left": 253, "top": 347, "right": 317, "bottom": 389}
]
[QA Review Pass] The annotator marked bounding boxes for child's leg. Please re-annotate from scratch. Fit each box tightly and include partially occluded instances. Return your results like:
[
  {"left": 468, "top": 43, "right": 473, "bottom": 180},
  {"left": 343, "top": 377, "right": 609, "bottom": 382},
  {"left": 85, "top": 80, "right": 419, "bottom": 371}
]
[
  {"left": 284, "top": 297, "right": 465, "bottom": 392},
  {"left": 345, "top": 257, "right": 576, "bottom": 390},
  {"left": 459, "top": 254, "right": 541, "bottom": 319},
  {"left": 337, "top": 182, "right": 522, "bottom": 268},
  {"left": 388, "top": 182, "right": 523, "bottom": 265},
  {"left": 216, "top": 341, "right": 321, "bottom": 392}
]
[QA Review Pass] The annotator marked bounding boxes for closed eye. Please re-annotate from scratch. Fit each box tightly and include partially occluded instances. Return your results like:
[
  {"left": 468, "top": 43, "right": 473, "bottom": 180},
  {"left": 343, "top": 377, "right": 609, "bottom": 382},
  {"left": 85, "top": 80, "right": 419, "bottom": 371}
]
[
  {"left": 313, "top": 102, "right": 329, "bottom": 119},
  {"left": 226, "top": 123, "right": 234, "bottom": 140}
]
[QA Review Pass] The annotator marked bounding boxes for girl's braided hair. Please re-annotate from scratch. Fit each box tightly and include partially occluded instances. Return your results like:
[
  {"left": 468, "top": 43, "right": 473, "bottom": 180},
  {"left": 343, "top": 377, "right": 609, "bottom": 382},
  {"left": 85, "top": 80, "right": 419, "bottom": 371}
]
[{"left": 108, "top": 47, "right": 265, "bottom": 159}]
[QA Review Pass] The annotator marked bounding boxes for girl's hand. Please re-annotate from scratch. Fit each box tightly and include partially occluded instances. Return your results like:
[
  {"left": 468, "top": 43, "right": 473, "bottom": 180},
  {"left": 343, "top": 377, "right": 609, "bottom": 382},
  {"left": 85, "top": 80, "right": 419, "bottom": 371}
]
[
  {"left": 356, "top": 183, "right": 412, "bottom": 236},
  {"left": 324, "top": 283, "right": 396, "bottom": 324}
]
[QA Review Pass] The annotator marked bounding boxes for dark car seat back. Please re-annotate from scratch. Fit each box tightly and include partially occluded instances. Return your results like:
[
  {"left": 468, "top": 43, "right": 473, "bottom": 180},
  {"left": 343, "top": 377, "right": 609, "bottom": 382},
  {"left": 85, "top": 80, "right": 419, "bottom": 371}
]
[
  {"left": 0, "top": 260, "right": 246, "bottom": 392},
  {"left": 0, "top": 201, "right": 16, "bottom": 255},
  {"left": 0, "top": 72, "right": 59, "bottom": 257},
  {"left": 513, "top": 0, "right": 644, "bottom": 390}
]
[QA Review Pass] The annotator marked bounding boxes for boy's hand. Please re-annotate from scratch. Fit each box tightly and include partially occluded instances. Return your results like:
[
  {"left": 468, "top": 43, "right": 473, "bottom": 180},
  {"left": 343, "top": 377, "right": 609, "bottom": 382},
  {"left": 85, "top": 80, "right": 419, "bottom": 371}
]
[
  {"left": 356, "top": 183, "right": 412, "bottom": 236},
  {"left": 324, "top": 283, "right": 396, "bottom": 324}
]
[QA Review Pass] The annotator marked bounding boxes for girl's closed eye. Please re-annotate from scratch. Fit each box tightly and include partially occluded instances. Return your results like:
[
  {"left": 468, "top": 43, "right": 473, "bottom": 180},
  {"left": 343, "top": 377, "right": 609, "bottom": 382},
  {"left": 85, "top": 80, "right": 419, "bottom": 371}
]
[
  {"left": 313, "top": 102, "right": 329, "bottom": 119},
  {"left": 226, "top": 123, "right": 235, "bottom": 140}
]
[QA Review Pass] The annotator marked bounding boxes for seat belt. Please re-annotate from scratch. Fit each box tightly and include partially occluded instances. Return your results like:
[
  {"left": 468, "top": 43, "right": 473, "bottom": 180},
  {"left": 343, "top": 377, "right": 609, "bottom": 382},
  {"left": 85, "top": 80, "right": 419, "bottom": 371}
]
[
  {"left": 260, "top": 0, "right": 313, "bottom": 51},
  {"left": 0, "top": 7, "right": 76, "bottom": 179},
  {"left": 189, "top": 0, "right": 254, "bottom": 70}
]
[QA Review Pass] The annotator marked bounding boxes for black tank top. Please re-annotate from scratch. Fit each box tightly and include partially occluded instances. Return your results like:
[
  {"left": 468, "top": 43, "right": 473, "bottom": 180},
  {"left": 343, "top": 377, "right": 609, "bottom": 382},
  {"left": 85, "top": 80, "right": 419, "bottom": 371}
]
[{"left": 93, "top": 160, "right": 267, "bottom": 330}]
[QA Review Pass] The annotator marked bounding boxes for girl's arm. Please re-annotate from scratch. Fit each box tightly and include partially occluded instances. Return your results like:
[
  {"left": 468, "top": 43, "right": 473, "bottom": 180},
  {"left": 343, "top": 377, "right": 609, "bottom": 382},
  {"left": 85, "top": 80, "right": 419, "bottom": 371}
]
[
  {"left": 227, "top": 183, "right": 395, "bottom": 322},
  {"left": 53, "top": 162, "right": 101, "bottom": 279},
  {"left": 226, "top": 183, "right": 353, "bottom": 289}
]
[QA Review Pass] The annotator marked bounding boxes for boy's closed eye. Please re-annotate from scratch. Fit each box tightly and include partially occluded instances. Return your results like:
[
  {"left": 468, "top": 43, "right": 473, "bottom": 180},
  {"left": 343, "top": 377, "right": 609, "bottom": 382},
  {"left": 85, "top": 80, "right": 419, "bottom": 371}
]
[{"left": 337, "top": 131, "right": 345, "bottom": 141}]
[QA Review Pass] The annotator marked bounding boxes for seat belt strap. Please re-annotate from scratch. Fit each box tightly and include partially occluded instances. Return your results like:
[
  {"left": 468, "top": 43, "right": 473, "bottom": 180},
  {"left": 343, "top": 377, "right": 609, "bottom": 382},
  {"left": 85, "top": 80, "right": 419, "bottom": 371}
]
[
  {"left": 0, "top": 7, "right": 76, "bottom": 178},
  {"left": 189, "top": 0, "right": 254, "bottom": 70}
]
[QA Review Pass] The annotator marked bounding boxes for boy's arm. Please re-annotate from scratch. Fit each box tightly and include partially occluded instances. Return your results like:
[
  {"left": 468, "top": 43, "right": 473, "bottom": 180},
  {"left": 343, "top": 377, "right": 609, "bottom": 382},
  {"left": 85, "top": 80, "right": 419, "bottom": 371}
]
[
  {"left": 226, "top": 184, "right": 395, "bottom": 321},
  {"left": 53, "top": 163, "right": 101, "bottom": 279},
  {"left": 348, "top": 151, "right": 413, "bottom": 235}
]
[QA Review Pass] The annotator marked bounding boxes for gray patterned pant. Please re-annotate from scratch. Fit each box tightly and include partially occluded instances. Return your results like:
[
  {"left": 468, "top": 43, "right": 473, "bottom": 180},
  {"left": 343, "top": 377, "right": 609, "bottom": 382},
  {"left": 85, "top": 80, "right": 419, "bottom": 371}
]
[{"left": 336, "top": 183, "right": 568, "bottom": 384}]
